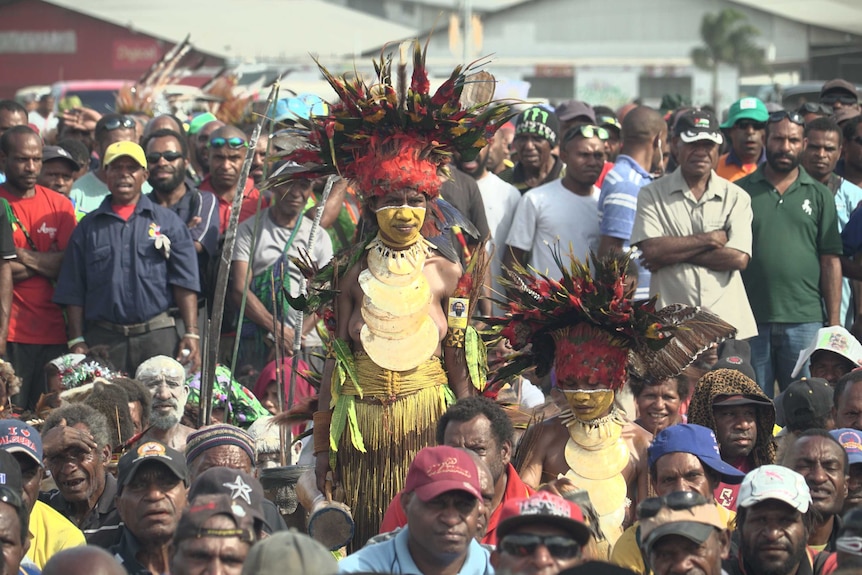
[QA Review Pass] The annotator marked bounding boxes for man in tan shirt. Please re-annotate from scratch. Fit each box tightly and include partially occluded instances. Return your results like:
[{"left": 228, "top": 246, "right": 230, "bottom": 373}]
[{"left": 631, "top": 109, "right": 757, "bottom": 339}]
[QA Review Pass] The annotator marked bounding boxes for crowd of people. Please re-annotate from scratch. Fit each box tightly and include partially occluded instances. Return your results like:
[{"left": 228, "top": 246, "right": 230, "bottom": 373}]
[{"left": 2, "top": 43, "right": 862, "bottom": 575}]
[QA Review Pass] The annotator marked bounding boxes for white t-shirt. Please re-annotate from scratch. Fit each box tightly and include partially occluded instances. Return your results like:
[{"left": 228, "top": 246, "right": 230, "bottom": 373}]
[
  {"left": 476, "top": 171, "right": 521, "bottom": 313},
  {"left": 506, "top": 179, "right": 600, "bottom": 277}
]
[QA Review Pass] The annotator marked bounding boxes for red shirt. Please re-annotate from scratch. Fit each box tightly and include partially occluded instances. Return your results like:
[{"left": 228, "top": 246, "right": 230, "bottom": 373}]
[
  {"left": 0, "top": 184, "right": 76, "bottom": 344},
  {"left": 714, "top": 456, "right": 752, "bottom": 512},
  {"left": 379, "top": 462, "right": 534, "bottom": 545},
  {"left": 198, "top": 176, "right": 267, "bottom": 234}
]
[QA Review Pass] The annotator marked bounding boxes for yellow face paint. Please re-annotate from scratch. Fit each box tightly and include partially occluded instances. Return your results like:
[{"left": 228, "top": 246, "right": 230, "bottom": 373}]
[
  {"left": 560, "top": 388, "right": 615, "bottom": 421},
  {"left": 375, "top": 205, "right": 426, "bottom": 248}
]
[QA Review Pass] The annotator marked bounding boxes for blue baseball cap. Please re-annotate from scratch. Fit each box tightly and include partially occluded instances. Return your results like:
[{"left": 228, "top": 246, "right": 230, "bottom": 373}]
[
  {"left": 0, "top": 419, "right": 43, "bottom": 468},
  {"left": 831, "top": 428, "right": 862, "bottom": 466},
  {"left": 648, "top": 424, "right": 745, "bottom": 484}
]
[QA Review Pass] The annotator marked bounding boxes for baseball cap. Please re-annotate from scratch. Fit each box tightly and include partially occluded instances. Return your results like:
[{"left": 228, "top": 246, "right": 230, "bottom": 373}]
[
  {"left": 674, "top": 109, "right": 723, "bottom": 145},
  {"left": 188, "top": 112, "right": 219, "bottom": 135},
  {"left": 403, "top": 445, "right": 482, "bottom": 502},
  {"left": 555, "top": 100, "right": 596, "bottom": 124},
  {"left": 737, "top": 465, "right": 811, "bottom": 513},
  {"left": 496, "top": 491, "right": 592, "bottom": 545},
  {"left": 638, "top": 493, "right": 725, "bottom": 557},
  {"left": 102, "top": 141, "right": 147, "bottom": 170},
  {"left": 240, "top": 530, "right": 338, "bottom": 575},
  {"left": 783, "top": 378, "right": 833, "bottom": 428},
  {"left": 821, "top": 79, "right": 858, "bottom": 100},
  {"left": 42, "top": 145, "right": 81, "bottom": 171},
  {"left": 175, "top": 494, "right": 255, "bottom": 544},
  {"left": 710, "top": 339, "right": 756, "bottom": 382},
  {"left": 831, "top": 428, "right": 862, "bottom": 466},
  {"left": 117, "top": 440, "right": 189, "bottom": 487},
  {"left": 515, "top": 106, "right": 561, "bottom": 147},
  {"left": 189, "top": 467, "right": 268, "bottom": 529},
  {"left": 0, "top": 450, "right": 26, "bottom": 517},
  {"left": 560, "top": 563, "right": 639, "bottom": 575},
  {"left": 0, "top": 419, "right": 43, "bottom": 468},
  {"left": 712, "top": 392, "right": 773, "bottom": 409},
  {"left": 834, "top": 107, "right": 861, "bottom": 125},
  {"left": 792, "top": 326, "right": 862, "bottom": 378},
  {"left": 648, "top": 424, "right": 745, "bottom": 484},
  {"left": 720, "top": 97, "right": 768, "bottom": 129}
]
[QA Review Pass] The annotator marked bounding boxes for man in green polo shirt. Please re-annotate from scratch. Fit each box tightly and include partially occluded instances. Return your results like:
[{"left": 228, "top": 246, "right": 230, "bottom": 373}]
[{"left": 737, "top": 110, "right": 843, "bottom": 398}]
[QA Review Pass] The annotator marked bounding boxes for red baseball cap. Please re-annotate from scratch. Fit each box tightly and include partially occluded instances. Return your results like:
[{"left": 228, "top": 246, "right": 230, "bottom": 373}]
[
  {"left": 404, "top": 446, "right": 482, "bottom": 502},
  {"left": 496, "top": 492, "right": 592, "bottom": 545}
]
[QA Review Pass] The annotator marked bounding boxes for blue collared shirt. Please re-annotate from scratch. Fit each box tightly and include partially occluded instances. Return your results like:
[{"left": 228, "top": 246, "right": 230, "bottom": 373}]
[
  {"left": 53, "top": 193, "right": 199, "bottom": 324},
  {"left": 146, "top": 187, "right": 219, "bottom": 256},
  {"left": 338, "top": 527, "right": 494, "bottom": 575}
]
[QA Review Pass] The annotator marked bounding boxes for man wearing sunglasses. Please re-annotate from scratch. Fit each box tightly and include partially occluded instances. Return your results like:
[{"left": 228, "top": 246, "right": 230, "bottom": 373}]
[
  {"left": 821, "top": 79, "right": 860, "bottom": 116},
  {"left": 186, "top": 113, "right": 222, "bottom": 185},
  {"left": 70, "top": 114, "right": 144, "bottom": 219},
  {"left": 631, "top": 109, "right": 757, "bottom": 340},
  {"left": 637, "top": 492, "right": 730, "bottom": 575},
  {"left": 727, "top": 465, "right": 815, "bottom": 575},
  {"left": 199, "top": 125, "right": 264, "bottom": 236},
  {"left": 490, "top": 492, "right": 591, "bottom": 575},
  {"left": 716, "top": 97, "right": 769, "bottom": 183},
  {"left": 737, "top": 110, "right": 844, "bottom": 396}
]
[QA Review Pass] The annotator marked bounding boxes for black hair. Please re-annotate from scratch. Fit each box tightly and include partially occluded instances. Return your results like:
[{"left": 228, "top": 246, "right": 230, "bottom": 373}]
[
  {"left": 435, "top": 396, "right": 514, "bottom": 447},
  {"left": 737, "top": 500, "right": 818, "bottom": 537},
  {"left": 804, "top": 117, "right": 843, "bottom": 145},
  {"left": 0, "top": 100, "right": 27, "bottom": 118},
  {"left": 834, "top": 370, "right": 862, "bottom": 410},
  {"left": 57, "top": 138, "right": 91, "bottom": 169},
  {"left": 111, "top": 376, "right": 152, "bottom": 428},
  {"left": 0, "top": 125, "right": 39, "bottom": 155},
  {"left": 630, "top": 374, "right": 691, "bottom": 401},
  {"left": 792, "top": 428, "right": 849, "bottom": 473},
  {"left": 141, "top": 128, "right": 189, "bottom": 159}
]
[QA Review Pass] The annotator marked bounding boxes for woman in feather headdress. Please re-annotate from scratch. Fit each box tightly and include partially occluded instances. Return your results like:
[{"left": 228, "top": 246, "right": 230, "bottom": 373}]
[{"left": 272, "top": 41, "right": 513, "bottom": 548}]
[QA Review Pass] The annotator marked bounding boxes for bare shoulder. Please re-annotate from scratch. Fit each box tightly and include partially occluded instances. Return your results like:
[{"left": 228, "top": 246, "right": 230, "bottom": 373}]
[
  {"left": 425, "top": 253, "right": 462, "bottom": 293},
  {"left": 622, "top": 419, "right": 653, "bottom": 455}
]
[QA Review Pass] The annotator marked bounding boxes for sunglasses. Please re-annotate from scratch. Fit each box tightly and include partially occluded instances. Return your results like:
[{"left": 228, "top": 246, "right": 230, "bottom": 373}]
[
  {"left": 797, "top": 102, "right": 833, "bottom": 116},
  {"left": 101, "top": 116, "right": 136, "bottom": 131},
  {"left": 209, "top": 136, "right": 247, "bottom": 149},
  {"left": 146, "top": 151, "right": 183, "bottom": 163},
  {"left": 768, "top": 110, "right": 805, "bottom": 126},
  {"left": 638, "top": 491, "right": 710, "bottom": 520},
  {"left": 498, "top": 534, "right": 581, "bottom": 560},
  {"left": 821, "top": 94, "right": 858, "bottom": 106},
  {"left": 564, "top": 124, "right": 609, "bottom": 143},
  {"left": 735, "top": 120, "right": 766, "bottom": 131}
]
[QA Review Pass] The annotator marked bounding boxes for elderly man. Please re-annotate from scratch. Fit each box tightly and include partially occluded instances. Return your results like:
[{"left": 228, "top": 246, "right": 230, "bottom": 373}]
[
  {"left": 0, "top": 451, "right": 35, "bottom": 575},
  {"left": 110, "top": 440, "right": 189, "bottom": 575},
  {"left": 632, "top": 109, "right": 757, "bottom": 340},
  {"left": 380, "top": 396, "right": 534, "bottom": 544},
  {"left": 135, "top": 356, "right": 195, "bottom": 450},
  {"left": 38, "top": 404, "right": 121, "bottom": 548},
  {"left": 726, "top": 465, "right": 814, "bottom": 575},
  {"left": 688, "top": 369, "right": 776, "bottom": 511},
  {"left": 490, "top": 492, "right": 591, "bottom": 575},
  {"left": 339, "top": 445, "right": 491, "bottom": 574},
  {"left": 54, "top": 141, "right": 201, "bottom": 375},
  {"left": 184, "top": 424, "right": 287, "bottom": 533},
  {"left": 510, "top": 106, "right": 563, "bottom": 194},
  {"left": 716, "top": 97, "right": 768, "bottom": 182},
  {"left": 784, "top": 429, "right": 849, "bottom": 552},
  {"left": 638, "top": 492, "right": 730, "bottom": 575},
  {"left": 0, "top": 420, "right": 84, "bottom": 568},
  {"left": 611, "top": 424, "right": 743, "bottom": 575},
  {"left": 170, "top": 494, "right": 254, "bottom": 575}
]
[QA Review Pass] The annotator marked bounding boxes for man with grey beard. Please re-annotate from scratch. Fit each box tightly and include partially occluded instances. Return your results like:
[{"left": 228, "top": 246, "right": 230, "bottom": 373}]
[{"left": 135, "top": 355, "right": 194, "bottom": 450}]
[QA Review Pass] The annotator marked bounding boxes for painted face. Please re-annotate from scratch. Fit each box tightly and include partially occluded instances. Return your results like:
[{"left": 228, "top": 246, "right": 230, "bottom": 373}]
[
  {"left": 560, "top": 389, "right": 615, "bottom": 421},
  {"left": 374, "top": 190, "right": 427, "bottom": 248}
]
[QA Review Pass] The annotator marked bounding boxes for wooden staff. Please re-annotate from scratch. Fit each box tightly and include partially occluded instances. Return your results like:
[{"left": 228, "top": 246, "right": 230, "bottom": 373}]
[{"left": 198, "top": 82, "right": 280, "bottom": 428}]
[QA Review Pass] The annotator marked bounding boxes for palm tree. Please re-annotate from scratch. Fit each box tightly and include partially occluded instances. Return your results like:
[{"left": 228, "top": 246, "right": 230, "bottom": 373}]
[{"left": 691, "top": 9, "right": 765, "bottom": 107}]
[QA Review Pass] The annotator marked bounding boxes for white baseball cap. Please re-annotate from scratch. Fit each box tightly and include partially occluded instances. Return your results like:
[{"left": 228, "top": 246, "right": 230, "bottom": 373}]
[{"left": 738, "top": 465, "right": 811, "bottom": 513}]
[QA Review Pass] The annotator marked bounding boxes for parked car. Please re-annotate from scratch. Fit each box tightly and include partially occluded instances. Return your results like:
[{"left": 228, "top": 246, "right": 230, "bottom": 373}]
[
  {"left": 781, "top": 81, "right": 862, "bottom": 111},
  {"left": 51, "top": 80, "right": 129, "bottom": 114}
]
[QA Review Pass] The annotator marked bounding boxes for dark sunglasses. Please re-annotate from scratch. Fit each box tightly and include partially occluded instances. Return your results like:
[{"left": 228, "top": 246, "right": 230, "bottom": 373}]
[
  {"left": 821, "top": 94, "right": 857, "bottom": 106},
  {"left": 638, "top": 491, "right": 710, "bottom": 520},
  {"left": 102, "top": 116, "right": 136, "bottom": 131},
  {"left": 797, "top": 102, "right": 833, "bottom": 116},
  {"left": 146, "top": 151, "right": 183, "bottom": 163},
  {"left": 209, "top": 136, "right": 247, "bottom": 149},
  {"left": 597, "top": 115, "right": 621, "bottom": 130},
  {"left": 564, "top": 124, "right": 609, "bottom": 143},
  {"left": 498, "top": 534, "right": 581, "bottom": 560},
  {"left": 768, "top": 110, "right": 805, "bottom": 126},
  {"left": 735, "top": 120, "right": 766, "bottom": 131}
]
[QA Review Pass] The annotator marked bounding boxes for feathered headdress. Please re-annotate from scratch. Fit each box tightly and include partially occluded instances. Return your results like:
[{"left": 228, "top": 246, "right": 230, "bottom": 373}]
[
  {"left": 487, "top": 248, "right": 737, "bottom": 390},
  {"left": 267, "top": 40, "right": 514, "bottom": 199}
]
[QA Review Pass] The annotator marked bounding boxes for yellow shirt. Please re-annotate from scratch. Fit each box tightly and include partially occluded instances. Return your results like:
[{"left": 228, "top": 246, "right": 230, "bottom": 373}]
[
  {"left": 27, "top": 500, "right": 86, "bottom": 568},
  {"left": 610, "top": 503, "right": 735, "bottom": 575}
]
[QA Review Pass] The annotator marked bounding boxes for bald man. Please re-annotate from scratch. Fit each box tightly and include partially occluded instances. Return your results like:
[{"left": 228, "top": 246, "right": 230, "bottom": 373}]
[
  {"left": 42, "top": 546, "right": 126, "bottom": 575},
  {"left": 198, "top": 125, "right": 265, "bottom": 234}
]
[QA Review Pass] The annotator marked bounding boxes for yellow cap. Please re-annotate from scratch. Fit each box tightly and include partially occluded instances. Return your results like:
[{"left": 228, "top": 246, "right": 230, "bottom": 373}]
[{"left": 103, "top": 141, "right": 147, "bottom": 170}]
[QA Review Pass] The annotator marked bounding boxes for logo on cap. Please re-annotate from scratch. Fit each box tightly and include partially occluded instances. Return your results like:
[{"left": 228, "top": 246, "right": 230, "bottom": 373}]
[
  {"left": 137, "top": 441, "right": 166, "bottom": 457},
  {"left": 838, "top": 430, "right": 862, "bottom": 452},
  {"left": 726, "top": 356, "right": 743, "bottom": 365},
  {"left": 0, "top": 473, "right": 5, "bottom": 485},
  {"left": 518, "top": 494, "right": 571, "bottom": 518},
  {"left": 427, "top": 457, "right": 471, "bottom": 479},
  {"left": 694, "top": 118, "right": 711, "bottom": 128},
  {"left": 223, "top": 475, "right": 253, "bottom": 505},
  {"left": 740, "top": 98, "right": 757, "bottom": 110}
]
